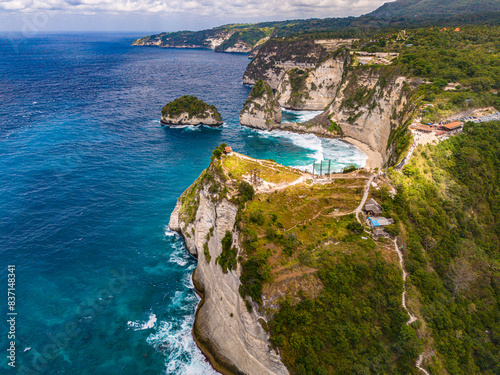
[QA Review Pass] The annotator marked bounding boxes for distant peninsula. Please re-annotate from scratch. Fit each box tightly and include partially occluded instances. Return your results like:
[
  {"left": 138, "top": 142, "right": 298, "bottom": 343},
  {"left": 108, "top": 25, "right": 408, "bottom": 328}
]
[{"left": 161, "top": 95, "right": 223, "bottom": 126}]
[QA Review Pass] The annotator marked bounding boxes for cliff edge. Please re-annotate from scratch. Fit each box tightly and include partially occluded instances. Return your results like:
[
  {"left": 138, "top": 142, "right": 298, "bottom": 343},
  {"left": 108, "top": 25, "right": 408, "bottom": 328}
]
[
  {"left": 241, "top": 41, "right": 415, "bottom": 166},
  {"left": 169, "top": 153, "right": 288, "bottom": 375}
]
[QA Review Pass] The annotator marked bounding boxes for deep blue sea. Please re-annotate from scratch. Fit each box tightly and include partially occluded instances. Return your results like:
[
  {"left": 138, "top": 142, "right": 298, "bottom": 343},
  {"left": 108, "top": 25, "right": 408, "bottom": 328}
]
[{"left": 0, "top": 33, "right": 367, "bottom": 374}]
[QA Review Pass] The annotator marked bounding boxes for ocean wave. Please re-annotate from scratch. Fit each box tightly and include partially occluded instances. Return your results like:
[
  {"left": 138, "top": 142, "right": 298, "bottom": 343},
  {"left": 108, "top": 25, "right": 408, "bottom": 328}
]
[
  {"left": 254, "top": 129, "right": 324, "bottom": 162},
  {"left": 252, "top": 129, "right": 368, "bottom": 172},
  {"left": 147, "top": 315, "right": 218, "bottom": 375},
  {"left": 164, "top": 227, "right": 179, "bottom": 237},
  {"left": 168, "top": 241, "right": 191, "bottom": 267},
  {"left": 127, "top": 313, "right": 157, "bottom": 331}
]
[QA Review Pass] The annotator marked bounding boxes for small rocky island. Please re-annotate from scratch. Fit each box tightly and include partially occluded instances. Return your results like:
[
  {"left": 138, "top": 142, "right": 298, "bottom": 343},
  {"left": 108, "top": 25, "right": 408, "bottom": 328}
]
[
  {"left": 161, "top": 95, "right": 223, "bottom": 126},
  {"left": 239, "top": 80, "right": 281, "bottom": 129}
]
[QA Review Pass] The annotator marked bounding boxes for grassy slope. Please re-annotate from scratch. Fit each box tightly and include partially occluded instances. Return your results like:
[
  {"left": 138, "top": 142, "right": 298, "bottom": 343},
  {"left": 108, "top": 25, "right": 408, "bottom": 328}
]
[{"left": 217, "top": 154, "right": 421, "bottom": 374}]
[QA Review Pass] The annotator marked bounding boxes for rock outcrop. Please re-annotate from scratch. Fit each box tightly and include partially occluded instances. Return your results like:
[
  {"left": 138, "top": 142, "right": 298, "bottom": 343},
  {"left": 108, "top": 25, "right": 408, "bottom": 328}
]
[
  {"left": 133, "top": 28, "right": 268, "bottom": 54},
  {"left": 243, "top": 39, "right": 329, "bottom": 89},
  {"left": 169, "top": 162, "right": 288, "bottom": 375},
  {"left": 240, "top": 80, "right": 281, "bottom": 129},
  {"left": 276, "top": 49, "right": 349, "bottom": 110},
  {"left": 241, "top": 41, "right": 416, "bottom": 165},
  {"left": 161, "top": 95, "right": 223, "bottom": 126},
  {"left": 323, "top": 67, "right": 413, "bottom": 163}
]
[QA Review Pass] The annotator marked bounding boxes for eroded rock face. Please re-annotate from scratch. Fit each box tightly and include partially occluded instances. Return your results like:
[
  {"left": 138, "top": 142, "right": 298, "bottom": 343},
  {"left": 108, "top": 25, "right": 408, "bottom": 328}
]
[
  {"left": 243, "top": 39, "right": 328, "bottom": 89},
  {"left": 242, "top": 41, "right": 415, "bottom": 165},
  {"left": 169, "top": 169, "right": 288, "bottom": 375},
  {"left": 240, "top": 80, "right": 281, "bottom": 129},
  {"left": 276, "top": 50, "right": 349, "bottom": 110},
  {"left": 324, "top": 68, "right": 412, "bottom": 163},
  {"left": 160, "top": 113, "right": 223, "bottom": 126}
]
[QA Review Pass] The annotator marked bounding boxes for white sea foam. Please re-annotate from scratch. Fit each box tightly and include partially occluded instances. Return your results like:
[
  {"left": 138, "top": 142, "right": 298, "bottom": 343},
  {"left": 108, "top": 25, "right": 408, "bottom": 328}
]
[
  {"left": 127, "top": 313, "right": 157, "bottom": 331},
  {"left": 168, "top": 242, "right": 190, "bottom": 267},
  {"left": 253, "top": 128, "right": 368, "bottom": 172},
  {"left": 254, "top": 129, "right": 324, "bottom": 162},
  {"left": 281, "top": 108, "right": 324, "bottom": 123},
  {"left": 164, "top": 227, "right": 178, "bottom": 237},
  {"left": 147, "top": 313, "right": 218, "bottom": 375}
]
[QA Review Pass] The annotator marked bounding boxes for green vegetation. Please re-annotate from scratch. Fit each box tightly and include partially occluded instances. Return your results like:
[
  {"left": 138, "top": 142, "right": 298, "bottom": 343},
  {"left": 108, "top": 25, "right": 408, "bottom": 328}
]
[
  {"left": 203, "top": 242, "right": 211, "bottom": 263},
  {"left": 212, "top": 143, "right": 227, "bottom": 160},
  {"left": 271, "top": 249, "right": 419, "bottom": 375},
  {"left": 161, "top": 95, "right": 222, "bottom": 122},
  {"left": 342, "top": 165, "right": 358, "bottom": 173},
  {"left": 379, "top": 121, "right": 500, "bottom": 374},
  {"left": 285, "top": 68, "right": 309, "bottom": 108},
  {"left": 238, "top": 181, "right": 255, "bottom": 203},
  {"left": 239, "top": 253, "right": 272, "bottom": 304},
  {"left": 135, "top": 10, "right": 500, "bottom": 52},
  {"left": 216, "top": 231, "right": 238, "bottom": 273},
  {"left": 215, "top": 28, "right": 267, "bottom": 52},
  {"left": 222, "top": 155, "right": 302, "bottom": 184},
  {"left": 370, "top": 0, "right": 500, "bottom": 18},
  {"left": 248, "top": 79, "right": 273, "bottom": 99},
  {"left": 327, "top": 119, "right": 343, "bottom": 135}
]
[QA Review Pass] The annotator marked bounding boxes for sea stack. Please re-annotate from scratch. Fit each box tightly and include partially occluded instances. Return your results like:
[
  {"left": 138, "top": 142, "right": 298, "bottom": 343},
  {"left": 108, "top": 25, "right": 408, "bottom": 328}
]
[
  {"left": 239, "top": 80, "right": 281, "bottom": 129},
  {"left": 161, "top": 95, "right": 223, "bottom": 126}
]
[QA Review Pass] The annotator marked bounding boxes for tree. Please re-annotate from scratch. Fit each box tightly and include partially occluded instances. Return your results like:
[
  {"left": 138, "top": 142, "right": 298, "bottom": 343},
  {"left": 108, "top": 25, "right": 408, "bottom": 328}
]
[{"left": 447, "top": 258, "right": 477, "bottom": 299}]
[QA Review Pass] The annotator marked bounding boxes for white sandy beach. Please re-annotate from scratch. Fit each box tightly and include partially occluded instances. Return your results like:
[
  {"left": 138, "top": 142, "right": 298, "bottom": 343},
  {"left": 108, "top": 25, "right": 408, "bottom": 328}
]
[{"left": 343, "top": 137, "right": 384, "bottom": 170}]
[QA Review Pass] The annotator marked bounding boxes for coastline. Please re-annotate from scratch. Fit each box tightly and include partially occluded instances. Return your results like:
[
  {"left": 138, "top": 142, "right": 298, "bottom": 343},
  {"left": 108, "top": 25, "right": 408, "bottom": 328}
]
[{"left": 343, "top": 136, "right": 384, "bottom": 171}]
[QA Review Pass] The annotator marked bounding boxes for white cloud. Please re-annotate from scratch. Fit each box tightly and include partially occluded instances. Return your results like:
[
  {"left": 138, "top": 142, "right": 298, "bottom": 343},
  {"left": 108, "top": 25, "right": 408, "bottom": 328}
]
[{"left": 0, "top": 0, "right": 389, "bottom": 17}]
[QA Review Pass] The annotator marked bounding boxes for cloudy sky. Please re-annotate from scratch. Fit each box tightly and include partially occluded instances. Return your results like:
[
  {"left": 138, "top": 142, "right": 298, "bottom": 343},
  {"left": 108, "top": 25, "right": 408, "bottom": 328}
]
[{"left": 0, "top": 0, "right": 391, "bottom": 33}]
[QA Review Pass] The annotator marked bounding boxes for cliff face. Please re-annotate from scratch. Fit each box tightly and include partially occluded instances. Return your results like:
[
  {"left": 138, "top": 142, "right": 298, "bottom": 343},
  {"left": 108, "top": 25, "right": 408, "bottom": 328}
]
[
  {"left": 276, "top": 50, "right": 349, "bottom": 110},
  {"left": 161, "top": 112, "right": 222, "bottom": 126},
  {"left": 240, "top": 80, "right": 281, "bottom": 129},
  {"left": 133, "top": 28, "right": 269, "bottom": 54},
  {"left": 243, "top": 39, "right": 329, "bottom": 89},
  {"left": 324, "top": 67, "right": 412, "bottom": 163},
  {"left": 241, "top": 42, "right": 415, "bottom": 165},
  {"left": 169, "top": 164, "right": 288, "bottom": 375},
  {"left": 132, "top": 29, "right": 233, "bottom": 50}
]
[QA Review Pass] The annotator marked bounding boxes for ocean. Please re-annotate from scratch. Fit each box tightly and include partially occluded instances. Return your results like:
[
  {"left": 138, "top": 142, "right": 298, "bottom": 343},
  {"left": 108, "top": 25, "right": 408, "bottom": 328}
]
[{"left": 0, "top": 33, "right": 367, "bottom": 374}]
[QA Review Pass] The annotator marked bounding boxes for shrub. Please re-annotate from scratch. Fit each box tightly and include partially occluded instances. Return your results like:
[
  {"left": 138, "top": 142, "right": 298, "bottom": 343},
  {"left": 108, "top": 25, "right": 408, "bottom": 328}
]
[
  {"left": 217, "top": 231, "right": 237, "bottom": 273},
  {"left": 250, "top": 210, "right": 266, "bottom": 226},
  {"left": 346, "top": 221, "right": 364, "bottom": 234},
  {"left": 239, "top": 254, "right": 271, "bottom": 303},
  {"left": 238, "top": 181, "right": 255, "bottom": 202}
]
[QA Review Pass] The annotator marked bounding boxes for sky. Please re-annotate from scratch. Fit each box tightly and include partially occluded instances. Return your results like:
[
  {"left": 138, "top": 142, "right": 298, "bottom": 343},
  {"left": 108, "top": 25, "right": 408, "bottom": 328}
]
[{"left": 0, "top": 0, "right": 392, "bottom": 33}]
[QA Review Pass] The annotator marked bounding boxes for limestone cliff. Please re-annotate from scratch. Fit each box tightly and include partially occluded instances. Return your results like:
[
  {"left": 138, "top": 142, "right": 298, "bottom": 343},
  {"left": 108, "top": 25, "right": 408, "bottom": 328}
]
[
  {"left": 169, "top": 160, "right": 288, "bottom": 375},
  {"left": 243, "top": 39, "right": 329, "bottom": 89},
  {"left": 133, "top": 27, "right": 269, "bottom": 54},
  {"left": 241, "top": 41, "right": 416, "bottom": 165},
  {"left": 240, "top": 80, "right": 281, "bottom": 129},
  {"left": 275, "top": 49, "right": 349, "bottom": 110},
  {"left": 323, "top": 66, "right": 414, "bottom": 164},
  {"left": 161, "top": 95, "right": 223, "bottom": 126}
]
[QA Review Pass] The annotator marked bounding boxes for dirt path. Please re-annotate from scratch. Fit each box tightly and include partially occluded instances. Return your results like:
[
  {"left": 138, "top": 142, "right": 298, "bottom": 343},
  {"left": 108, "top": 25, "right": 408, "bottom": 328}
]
[
  {"left": 355, "top": 175, "right": 375, "bottom": 223},
  {"left": 393, "top": 239, "right": 430, "bottom": 375},
  {"left": 273, "top": 268, "right": 318, "bottom": 283}
]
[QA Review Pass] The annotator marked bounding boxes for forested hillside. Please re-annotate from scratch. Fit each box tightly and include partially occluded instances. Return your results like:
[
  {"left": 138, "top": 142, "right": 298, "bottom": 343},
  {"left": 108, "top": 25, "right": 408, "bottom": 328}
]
[{"left": 377, "top": 121, "right": 500, "bottom": 373}]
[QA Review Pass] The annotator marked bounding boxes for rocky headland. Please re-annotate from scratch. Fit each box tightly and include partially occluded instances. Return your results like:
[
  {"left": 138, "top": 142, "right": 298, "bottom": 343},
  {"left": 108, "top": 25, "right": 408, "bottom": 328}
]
[
  {"left": 169, "top": 149, "right": 289, "bottom": 375},
  {"left": 240, "top": 40, "right": 416, "bottom": 167},
  {"left": 161, "top": 95, "right": 223, "bottom": 126}
]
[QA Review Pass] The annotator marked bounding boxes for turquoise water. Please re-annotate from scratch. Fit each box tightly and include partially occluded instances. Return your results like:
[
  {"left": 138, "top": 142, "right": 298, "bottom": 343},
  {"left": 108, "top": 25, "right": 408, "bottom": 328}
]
[{"left": 0, "top": 33, "right": 367, "bottom": 374}]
